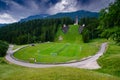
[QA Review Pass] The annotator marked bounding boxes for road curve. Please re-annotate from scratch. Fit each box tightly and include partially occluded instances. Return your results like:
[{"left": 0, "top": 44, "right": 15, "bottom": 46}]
[{"left": 5, "top": 43, "right": 107, "bottom": 69}]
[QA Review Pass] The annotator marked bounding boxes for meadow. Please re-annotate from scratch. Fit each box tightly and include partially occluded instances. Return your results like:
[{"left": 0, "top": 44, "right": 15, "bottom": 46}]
[{"left": 97, "top": 41, "right": 120, "bottom": 77}]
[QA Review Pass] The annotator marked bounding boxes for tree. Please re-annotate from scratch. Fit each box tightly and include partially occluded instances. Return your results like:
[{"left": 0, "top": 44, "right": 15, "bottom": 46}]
[
  {"left": 79, "top": 17, "right": 99, "bottom": 42},
  {"left": 0, "top": 40, "right": 8, "bottom": 57},
  {"left": 82, "top": 29, "right": 90, "bottom": 43}
]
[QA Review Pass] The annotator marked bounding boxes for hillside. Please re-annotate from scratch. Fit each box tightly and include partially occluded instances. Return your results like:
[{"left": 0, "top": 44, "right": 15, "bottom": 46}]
[
  {"left": 0, "top": 63, "right": 119, "bottom": 80},
  {"left": 20, "top": 14, "right": 49, "bottom": 22},
  {"left": 48, "top": 10, "right": 99, "bottom": 20},
  {"left": 0, "top": 24, "right": 7, "bottom": 27},
  {"left": 56, "top": 25, "right": 83, "bottom": 43},
  {"left": 0, "top": 18, "right": 73, "bottom": 44},
  {"left": 98, "top": 41, "right": 120, "bottom": 77}
]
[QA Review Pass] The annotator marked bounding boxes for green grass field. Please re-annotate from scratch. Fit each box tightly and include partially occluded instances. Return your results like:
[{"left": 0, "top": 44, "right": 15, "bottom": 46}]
[
  {"left": 0, "top": 59, "right": 119, "bottom": 80},
  {"left": 14, "top": 42, "right": 100, "bottom": 63},
  {"left": 97, "top": 41, "right": 120, "bottom": 77}
]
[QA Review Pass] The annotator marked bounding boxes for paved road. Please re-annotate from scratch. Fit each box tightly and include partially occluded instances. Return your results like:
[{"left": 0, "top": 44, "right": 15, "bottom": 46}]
[{"left": 5, "top": 43, "right": 107, "bottom": 69}]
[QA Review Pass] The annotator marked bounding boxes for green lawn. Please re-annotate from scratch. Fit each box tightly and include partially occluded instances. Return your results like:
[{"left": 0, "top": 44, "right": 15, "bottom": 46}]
[
  {"left": 0, "top": 59, "right": 119, "bottom": 80},
  {"left": 14, "top": 42, "right": 100, "bottom": 63},
  {"left": 97, "top": 41, "right": 120, "bottom": 77}
]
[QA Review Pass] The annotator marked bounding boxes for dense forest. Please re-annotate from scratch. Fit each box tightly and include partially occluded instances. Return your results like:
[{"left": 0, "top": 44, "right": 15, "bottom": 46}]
[
  {"left": 99, "top": 0, "right": 120, "bottom": 44},
  {"left": 79, "top": 17, "right": 99, "bottom": 43},
  {"left": 0, "top": 17, "right": 73, "bottom": 44}
]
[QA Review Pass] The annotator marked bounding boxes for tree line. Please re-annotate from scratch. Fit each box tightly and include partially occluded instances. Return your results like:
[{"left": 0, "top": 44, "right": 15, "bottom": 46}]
[{"left": 79, "top": 17, "right": 99, "bottom": 43}]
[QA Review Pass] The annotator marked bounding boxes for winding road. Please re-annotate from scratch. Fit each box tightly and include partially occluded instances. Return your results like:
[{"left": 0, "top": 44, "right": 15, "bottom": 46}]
[{"left": 5, "top": 43, "right": 107, "bottom": 69}]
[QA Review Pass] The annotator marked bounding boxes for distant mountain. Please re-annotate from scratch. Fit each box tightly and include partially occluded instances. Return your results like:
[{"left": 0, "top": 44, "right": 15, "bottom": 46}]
[
  {"left": 0, "top": 24, "right": 7, "bottom": 27},
  {"left": 20, "top": 14, "right": 49, "bottom": 22},
  {"left": 47, "top": 10, "right": 99, "bottom": 20},
  {"left": 19, "top": 10, "right": 99, "bottom": 22}
]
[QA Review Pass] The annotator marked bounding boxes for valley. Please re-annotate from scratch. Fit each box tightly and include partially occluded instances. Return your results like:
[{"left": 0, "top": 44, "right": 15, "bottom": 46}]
[{"left": 0, "top": 0, "right": 120, "bottom": 80}]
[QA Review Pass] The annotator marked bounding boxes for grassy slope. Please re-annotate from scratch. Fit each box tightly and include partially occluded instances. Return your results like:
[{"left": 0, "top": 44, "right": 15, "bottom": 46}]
[
  {"left": 97, "top": 41, "right": 120, "bottom": 77},
  {"left": 0, "top": 59, "right": 119, "bottom": 80},
  {"left": 55, "top": 25, "right": 83, "bottom": 43}
]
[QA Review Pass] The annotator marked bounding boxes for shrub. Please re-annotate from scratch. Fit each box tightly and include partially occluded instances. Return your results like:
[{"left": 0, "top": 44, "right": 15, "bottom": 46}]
[{"left": 0, "top": 40, "right": 9, "bottom": 57}]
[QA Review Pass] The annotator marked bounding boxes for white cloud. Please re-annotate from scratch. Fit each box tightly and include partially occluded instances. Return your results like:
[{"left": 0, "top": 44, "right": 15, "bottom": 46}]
[
  {"left": 48, "top": 0, "right": 78, "bottom": 14},
  {"left": 48, "top": 0, "right": 115, "bottom": 14},
  {"left": 1, "top": 0, "right": 41, "bottom": 22},
  {"left": 0, "top": 13, "right": 17, "bottom": 24}
]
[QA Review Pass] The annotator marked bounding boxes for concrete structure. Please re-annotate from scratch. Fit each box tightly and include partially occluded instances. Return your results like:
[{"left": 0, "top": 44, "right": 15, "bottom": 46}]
[{"left": 74, "top": 16, "right": 78, "bottom": 25}]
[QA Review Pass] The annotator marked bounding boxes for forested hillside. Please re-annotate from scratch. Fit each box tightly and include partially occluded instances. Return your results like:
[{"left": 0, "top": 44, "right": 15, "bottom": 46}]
[
  {"left": 48, "top": 10, "right": 99, "bottom": 19},
  {"left": 99, "top": 0, "right": 120, "bottom": 44},
  {"left": 80, "top": 0, "right": 120, "bottom": 44},
  {"left": 20, "top": 14, "right": 49, "bottom": 22},
  {"left": 19, "top": 10, "right": 99, "bottom": 22},
  {"left": 0, "top": 17, "right": 73, "bottom": 44}
]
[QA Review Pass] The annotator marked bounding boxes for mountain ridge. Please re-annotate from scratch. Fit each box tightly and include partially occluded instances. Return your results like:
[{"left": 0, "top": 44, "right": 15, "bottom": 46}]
[
  {"left": 20, "top": 14, "right": 49, "bottom": 22},
  {"left": 0, "top": 24, "right": 7, "bottom": 27},
  {"left": 48, "top": 10, "right": 99, "bottom": 19},
  {"left": 19, "top": 10, "right": 99, "bottom": 22}
]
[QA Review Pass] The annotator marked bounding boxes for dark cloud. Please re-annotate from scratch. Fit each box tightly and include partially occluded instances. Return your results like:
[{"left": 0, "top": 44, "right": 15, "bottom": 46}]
[
  {"left": 0, "top": 0, "right": 115, "bottom": 23},
  {"left": 78, "top": 0, "right": 91, "bottom": 5},
  {"left": 12, "top": 0, "right": 25, "bottom": 5},
  {"left": 0, "top": 0, "right": 9, "bottom": 11}
]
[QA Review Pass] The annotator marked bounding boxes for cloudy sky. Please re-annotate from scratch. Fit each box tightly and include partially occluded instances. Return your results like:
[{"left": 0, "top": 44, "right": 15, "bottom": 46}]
[{"left": 0, "top": 0, "right": 115, "bottom": 24}]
